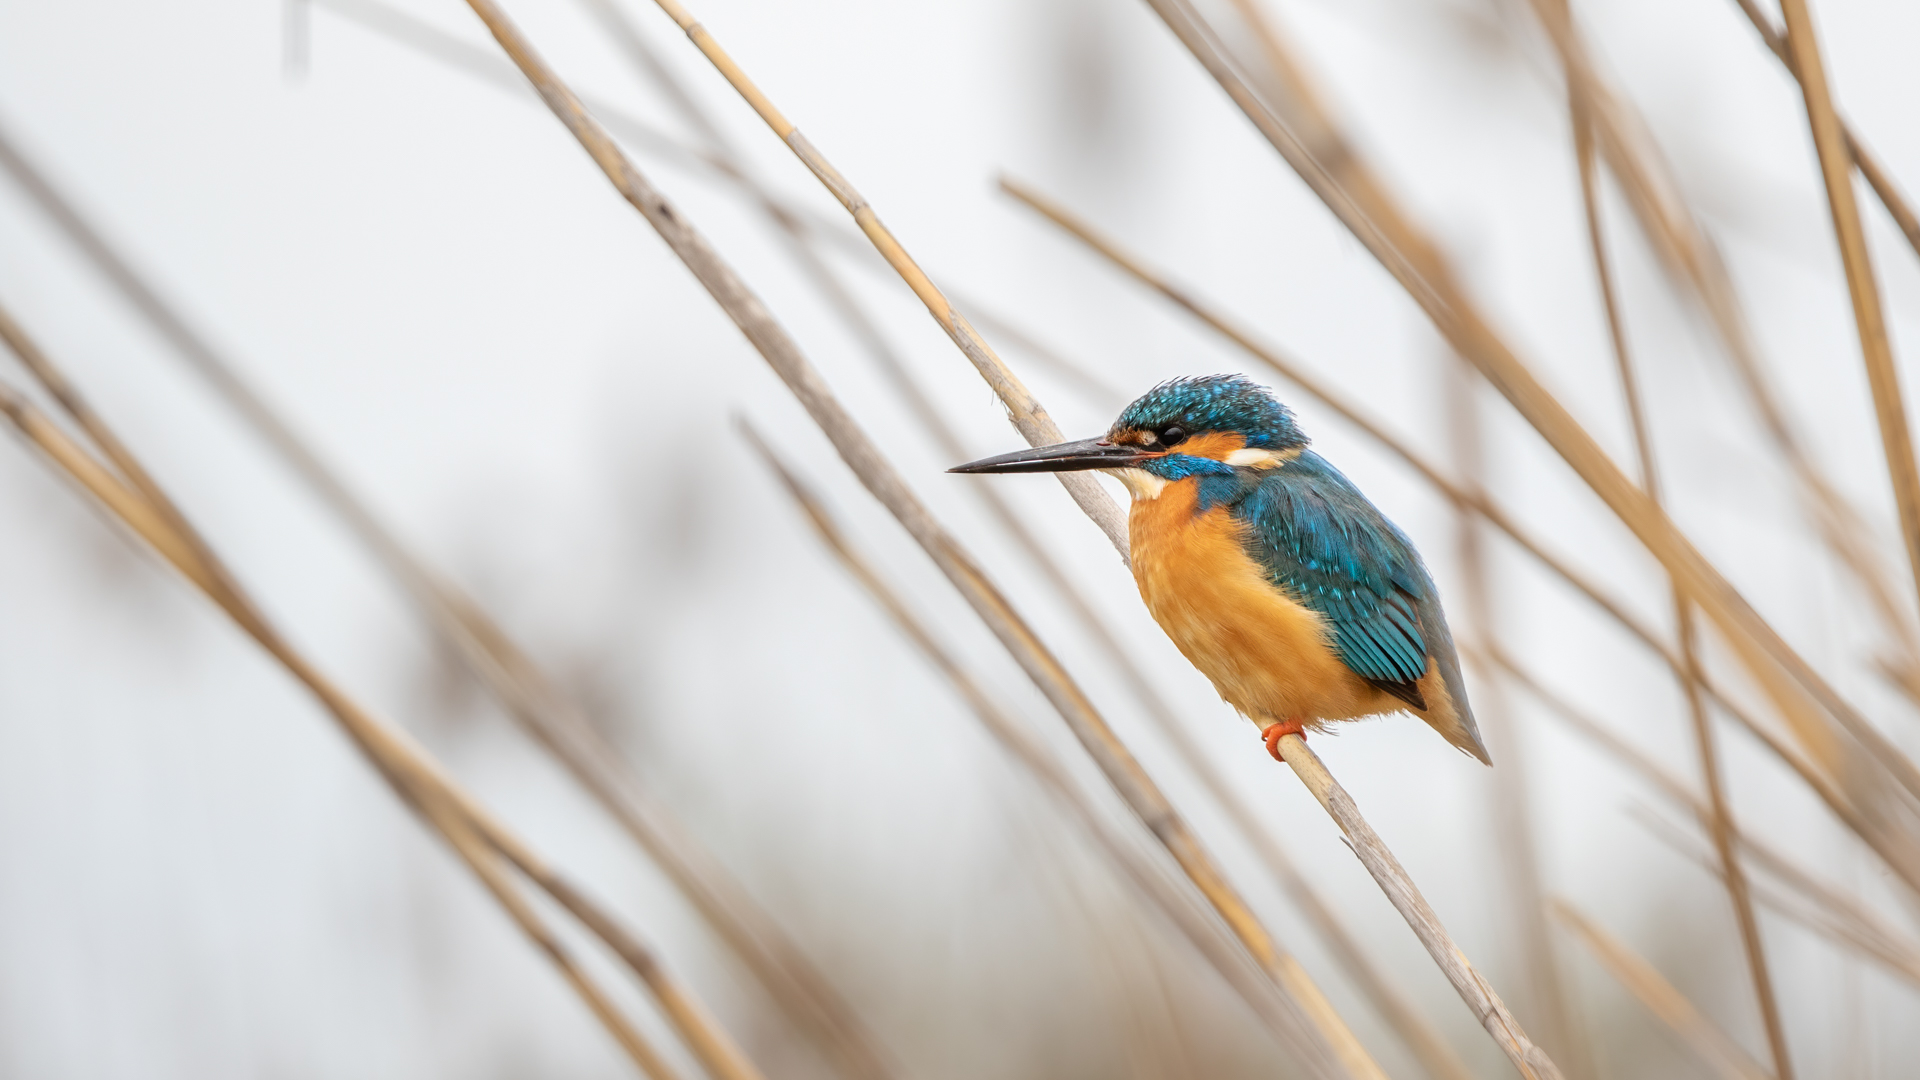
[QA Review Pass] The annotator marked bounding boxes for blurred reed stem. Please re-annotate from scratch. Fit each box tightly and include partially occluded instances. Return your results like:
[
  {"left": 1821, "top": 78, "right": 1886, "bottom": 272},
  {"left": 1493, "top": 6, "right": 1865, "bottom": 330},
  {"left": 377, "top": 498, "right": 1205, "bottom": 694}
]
[
  {"left": 1000, "top": 174, "right": 1920, "bottom": 910},
  {"left": 1445, "top": 354, "right": 1596, "bottom": 1080},
  {"left": 631, "top": 0, "right": 1131, "bottom": 558},
  {"left": 572, "top": 9, "right": 1464, "bottom": 1068},
  {"left": 1550, "top": 899, "right": 1774, "bottom": 1080},
  {"left": 739, "top": 418, "right": 1378, "bottom": 1069},
  {"left": 0, "top": 303, "right": 762, "bottom": 1080},
  {"left": 0, "top": 116, "right": 899, "bottom": 1080},
  {"left": 1273, "top": 730, "right": 1567, "bottom": 1079},
  {"left": 1632, "top": 806, "right": 1920, "bottom": 990},
  {"left": 1138, "top": 0, "right": 1920, "bottom": 899},
  {"left": 1490, "top": 646, "right": 1920, "bottom": 990},
  {"left": 1564, "top": 65, "right": 1794, "bottom": 1078},
  {"left": 1772, "top": 0, "right": 1920, "bottom": 636},
  {"left": 452, "top": 1, "right": 1372, "bottom": 1073},
  {"left": 1727, "top": 0, "right": 1920, "bottom": 260},
  {"left": 1518, "top": 0, "right": 1920, "bottom": 677}
]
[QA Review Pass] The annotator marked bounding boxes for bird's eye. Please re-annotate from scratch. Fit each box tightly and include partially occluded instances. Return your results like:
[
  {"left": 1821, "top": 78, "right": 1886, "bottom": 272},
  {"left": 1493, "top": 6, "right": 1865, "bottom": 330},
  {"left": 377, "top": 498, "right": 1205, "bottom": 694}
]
[{"left": 1159, "top": 425, "right": 1188, "bottom": 448}]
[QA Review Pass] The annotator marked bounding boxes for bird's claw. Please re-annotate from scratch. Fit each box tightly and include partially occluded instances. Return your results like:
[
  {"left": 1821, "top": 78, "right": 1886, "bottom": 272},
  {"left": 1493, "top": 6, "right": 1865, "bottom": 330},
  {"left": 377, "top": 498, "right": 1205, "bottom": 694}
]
[{"left": 1263, "top": 720, "right": 1305, "bottom": 762}]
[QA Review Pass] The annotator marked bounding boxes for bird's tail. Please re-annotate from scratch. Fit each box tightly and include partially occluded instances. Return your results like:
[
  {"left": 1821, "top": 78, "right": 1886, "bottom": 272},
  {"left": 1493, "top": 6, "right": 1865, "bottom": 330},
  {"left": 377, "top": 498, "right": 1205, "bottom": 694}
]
[{"left": 1423, "top": 622, "right": 1491, "bottom": 765}]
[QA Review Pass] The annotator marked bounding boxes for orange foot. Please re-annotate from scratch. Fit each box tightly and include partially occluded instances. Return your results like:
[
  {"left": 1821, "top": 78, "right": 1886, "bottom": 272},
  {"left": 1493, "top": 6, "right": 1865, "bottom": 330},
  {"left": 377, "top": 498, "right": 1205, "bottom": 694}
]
[{"left": 1263, "top": 719, "right": 1306, "bottom": 762}]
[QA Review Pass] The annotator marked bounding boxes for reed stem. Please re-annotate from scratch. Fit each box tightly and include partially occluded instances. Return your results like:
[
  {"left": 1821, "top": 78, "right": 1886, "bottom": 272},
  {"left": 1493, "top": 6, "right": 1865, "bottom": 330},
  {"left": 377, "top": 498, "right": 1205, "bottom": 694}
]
[
  {"left": 450, "top": 1, "right": 1373, "bottom": 1072},
  {"left": 1275, "top": 733, "right": 1567, "bottom": 1080}
]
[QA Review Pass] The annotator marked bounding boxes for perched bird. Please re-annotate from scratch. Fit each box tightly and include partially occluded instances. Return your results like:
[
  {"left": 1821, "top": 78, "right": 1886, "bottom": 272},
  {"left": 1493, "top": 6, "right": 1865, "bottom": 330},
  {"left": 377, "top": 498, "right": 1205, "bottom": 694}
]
[{"left": 951, "top": 374, "right": 1490, "bottom": 765}]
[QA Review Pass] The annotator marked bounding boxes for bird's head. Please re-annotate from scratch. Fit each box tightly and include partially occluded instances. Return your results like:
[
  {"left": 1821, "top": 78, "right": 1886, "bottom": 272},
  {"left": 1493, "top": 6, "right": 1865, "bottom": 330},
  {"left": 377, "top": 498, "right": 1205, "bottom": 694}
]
[{"left": 950, "top": 374, "right": 1307, "bottom": 498}]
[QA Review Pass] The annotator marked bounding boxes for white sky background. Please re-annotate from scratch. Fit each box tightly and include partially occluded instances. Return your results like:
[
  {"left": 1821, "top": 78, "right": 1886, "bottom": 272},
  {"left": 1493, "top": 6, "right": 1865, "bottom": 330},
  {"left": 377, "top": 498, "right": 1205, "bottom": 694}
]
[{"left": 2, "top": 0, "right": 1919, "bottom": 1076}]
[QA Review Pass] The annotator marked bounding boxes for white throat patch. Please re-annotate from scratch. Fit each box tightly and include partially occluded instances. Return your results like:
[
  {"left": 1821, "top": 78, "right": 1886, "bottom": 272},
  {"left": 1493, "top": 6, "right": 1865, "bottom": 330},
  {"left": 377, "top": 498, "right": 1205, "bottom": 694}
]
[{"left": 1109, "top": 468, "right": 1168, "bottom": 501}]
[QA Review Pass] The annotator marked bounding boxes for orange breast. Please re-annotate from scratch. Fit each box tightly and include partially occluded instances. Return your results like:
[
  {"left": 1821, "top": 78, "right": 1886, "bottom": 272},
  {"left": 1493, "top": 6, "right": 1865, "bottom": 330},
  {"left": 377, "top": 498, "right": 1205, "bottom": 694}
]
[{"left": 1129, "top": 479, "right": 1397, "bottom": 728}]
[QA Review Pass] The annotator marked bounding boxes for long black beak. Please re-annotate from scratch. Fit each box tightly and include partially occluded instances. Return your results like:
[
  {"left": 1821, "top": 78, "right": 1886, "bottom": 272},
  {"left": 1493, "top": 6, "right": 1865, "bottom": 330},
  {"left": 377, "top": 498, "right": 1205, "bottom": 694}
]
[{"left": 948, "top": 437, "right": 1146, "bottom": 474}]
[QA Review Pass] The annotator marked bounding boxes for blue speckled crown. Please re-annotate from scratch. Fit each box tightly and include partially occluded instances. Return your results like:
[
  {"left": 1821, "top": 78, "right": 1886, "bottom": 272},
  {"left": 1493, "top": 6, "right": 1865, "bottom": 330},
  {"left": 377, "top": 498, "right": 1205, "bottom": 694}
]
[{"left": 1112, "top": 375, "right": 1307, "bottom": 450}]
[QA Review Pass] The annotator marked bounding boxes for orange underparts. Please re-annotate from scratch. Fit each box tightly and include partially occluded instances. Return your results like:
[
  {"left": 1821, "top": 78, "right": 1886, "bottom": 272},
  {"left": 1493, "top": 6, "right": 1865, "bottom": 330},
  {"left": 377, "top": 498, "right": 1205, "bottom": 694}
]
[{"left": 1263, "top": 719, "right": 1305, "bottom": 762}]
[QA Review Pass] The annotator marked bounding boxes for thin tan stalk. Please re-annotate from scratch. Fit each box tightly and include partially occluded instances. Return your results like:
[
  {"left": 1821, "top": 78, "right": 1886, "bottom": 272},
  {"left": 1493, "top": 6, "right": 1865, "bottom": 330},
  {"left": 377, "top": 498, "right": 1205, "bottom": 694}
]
[
  {"left": 0, "top": 116, "right": 899, "bottom": 1080},
  {"left": 450, "top": 2, "right": 1370, "bottom": 1073},
  {"left": 1490, "top": 646, "right": 1920, "bottom": 991},
  {"left": 632, "top": 0, "right": 1129, "bottom": 560},
  {"left": 414, "top": 789, "right": 687, "bottom": 1080},
  {"left": 1570, "top": 86, "right": 1793, "bottom": 1079},
  {"left": 1550, "top": 900, "right": 1774, "bottom": 1080},
  {"left": 597, "top": 3, "right": 1544, "bottom": 1067},
  {"left": 1632, "top": 806, "right": 1920, "bottom": 990},
  {"left": 1771, "top": 0, "right": 1920, "bottom": 629},
  {"left": 0, "top": 309, "right": 768, "bottom": 1080},
  {"left": 1446, "top": 356, "right": 1594, "bottom": 1080},
  {"left": 1727, "top": 0, "right": 1920, "bottom": 261},
  {"left": 1274, "top": 731, "right": 1567, "bottom": 1080},
  {"left": 575, "top": 8, "right": 1461, "bottom": 1055},
  {"left": 567, "top": 26, "right": 1403, "bottom": 1068},
  {"left": 739, "top": 419, "right": 1391, "bottom": 1068},
  {"left": 1136, "top": 0, "right": 1920, "bottom": 887},
  {"left": 1517, "top": 0, "right": 1920, "bottom": 675},
  {"left": 997, "top": 177, "right": 1894, "bottom": 878},
  {"left": 313, "top": 0, "right": 1125, "bottom": 420},
  {"left": 569, "top": 20, "right": 1470, "bottom": 1059}
]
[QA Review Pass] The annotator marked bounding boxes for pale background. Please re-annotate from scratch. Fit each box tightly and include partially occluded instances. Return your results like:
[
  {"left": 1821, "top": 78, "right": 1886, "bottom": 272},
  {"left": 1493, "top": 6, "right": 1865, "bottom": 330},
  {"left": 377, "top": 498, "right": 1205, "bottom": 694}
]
[{"left": 1, "top": 0, "right": 1917, "bottom": 1076}]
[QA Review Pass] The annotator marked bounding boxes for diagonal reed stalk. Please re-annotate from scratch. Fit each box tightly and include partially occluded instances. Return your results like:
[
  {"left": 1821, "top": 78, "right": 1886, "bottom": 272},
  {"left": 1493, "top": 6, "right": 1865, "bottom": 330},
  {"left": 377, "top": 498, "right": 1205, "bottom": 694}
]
[
  {"left": 1138, "top": 0, "right": 1920, "bottom": 894},
  {"left": 1726, "top": 0, "right": 1920, "bottom": 261},
  {"left": 737, "top": 418, "right": 1385, "bottom": 1067},
  {"left": 998, "top": 176, "right": 1920, "bottom": 900},
  {"left": 1566, "top": 75, "right": 1794, "bottom": 1078},
  {"left": 1489, "top": 645, "right": 1920, "bottom": 990},
  {"left": 1769, "top": 0, "right": 1920, "bottom": 631},
  {"left": 607, "top": 0, "right": 1578, "bottom": 1071},
  {"left": 560, "top": 12, "right": 1471, "bottom": 1072},
  {"left": 625, "top": 0, "right": 1131, "bottom": 560},
  {"left": 314, "top": 0, "right": 1125, "bottom": 423},
  {"left": 0, "top": 304, "right": 763, "bottom": 1080},
  {"left": 1518, "top": 0, "right": 1920, "bottom": 679},
  {"left": 1446, "top": 357, "right": 1596, "bottom": 1080},
  {"left": 567, "top": 10, "right": 1470, "bottom": 1069},
  {"left": 1631, "top": 806, "right": 1920, "bottom": 990},
  {"left": 0, "top": 119, "right": 902, "bottom": 1080},
  {"left": 448, "top": 1, "right": 1374, "bottom": 1074},
  {"left": 1549, "top": 900, "right": 1775, "bottom": 1080}
]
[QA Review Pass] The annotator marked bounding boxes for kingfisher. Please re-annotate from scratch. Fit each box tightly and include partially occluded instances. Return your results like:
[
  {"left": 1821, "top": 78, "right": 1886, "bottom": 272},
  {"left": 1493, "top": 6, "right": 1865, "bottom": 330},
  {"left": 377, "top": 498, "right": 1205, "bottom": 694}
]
[{"left": 951, "top": 374, "right": 1490, "bottom": 765}]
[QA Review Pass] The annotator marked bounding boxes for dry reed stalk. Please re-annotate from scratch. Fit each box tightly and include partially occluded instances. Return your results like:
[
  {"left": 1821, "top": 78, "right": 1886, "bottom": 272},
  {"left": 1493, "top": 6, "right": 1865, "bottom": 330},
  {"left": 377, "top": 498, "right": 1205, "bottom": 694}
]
[
  {"left": 1273, "top": 731, "right": 1566, "bottom": 1079},
  {"left": 1567, "top": 81, "right": 1793, "bottom": 1080},
  {"left": 316, "top": 0, "right": 1123, "bottom": 424},
  {"left": 1519, "top": 0, "right": 1920, "bottom": 691},
  {"left": 1489, "top": 646, "right": 1920, "bottom": 990},
  {"left": 1770, "top": 0, "right": 1920, "bottom": 625},
  {"left": 562, "top": 15, "right": 1478, "bottom": 1050},
  {"left": 998, "top": 178, "right": 1920, "bottom": 896},
  {"left": 628, "top": 0, "right": 1130, "bottom": 560},
  {"left": 542, "top": 4, "right": 1396, "bottom": 1070},
  {"left": 410, "top": 785, "right": 688, "bottom": 1080},
  {"left": 1549, "top": 900, "right": 1775, "bottom": 1080},
  {"left": 449, "top": 2, "right": 1371, "bottom": 1073},
  {"left": 1727, "top": 0, "right": 1920, "bottom": 261},
  {"left": 1138, "top": 0, "right": 1920, "bottom": 887},
  {"left": 738, "top": 418, "right": 1388, "bottom": 1067},
  {"left": 601, "top": 0, "right": 1556, "bottom": 1066},
  {"left": 566, "top": 5, "right": 1473, "bottom": 1054},
  {"left": 0, "top": 307, "right": 767, "bottom": 1080},
  {"left": 1630, "top": 807, "right": 1920, "bottom": 990},
  {"left": 0, "top": 119, "right": 899, "bottom": 1080},
  {"left": 1445, "top": 357, "right": 1595, "bottom": 1080}
]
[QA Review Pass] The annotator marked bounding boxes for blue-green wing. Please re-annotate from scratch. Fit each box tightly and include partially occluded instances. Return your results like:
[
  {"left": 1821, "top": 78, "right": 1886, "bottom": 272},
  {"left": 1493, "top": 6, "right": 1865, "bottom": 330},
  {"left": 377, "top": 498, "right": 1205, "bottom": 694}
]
[{"left": 1228, "top": 454, "right": 1433, "bottom": 693}]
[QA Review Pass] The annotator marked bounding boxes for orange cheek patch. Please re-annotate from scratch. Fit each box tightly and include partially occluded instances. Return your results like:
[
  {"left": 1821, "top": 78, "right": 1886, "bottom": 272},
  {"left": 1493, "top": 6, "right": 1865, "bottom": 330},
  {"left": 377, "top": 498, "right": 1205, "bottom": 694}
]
[{"left": 1172, "top": 431, "right": 1247, "bottom": 462}]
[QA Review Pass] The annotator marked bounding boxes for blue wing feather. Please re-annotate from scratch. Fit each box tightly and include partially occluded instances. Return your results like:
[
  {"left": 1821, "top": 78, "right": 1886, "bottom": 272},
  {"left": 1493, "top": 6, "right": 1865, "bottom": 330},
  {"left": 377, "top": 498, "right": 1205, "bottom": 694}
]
[{"left": 1221, "top": 453, "right": 1433, "bottom": 689}]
